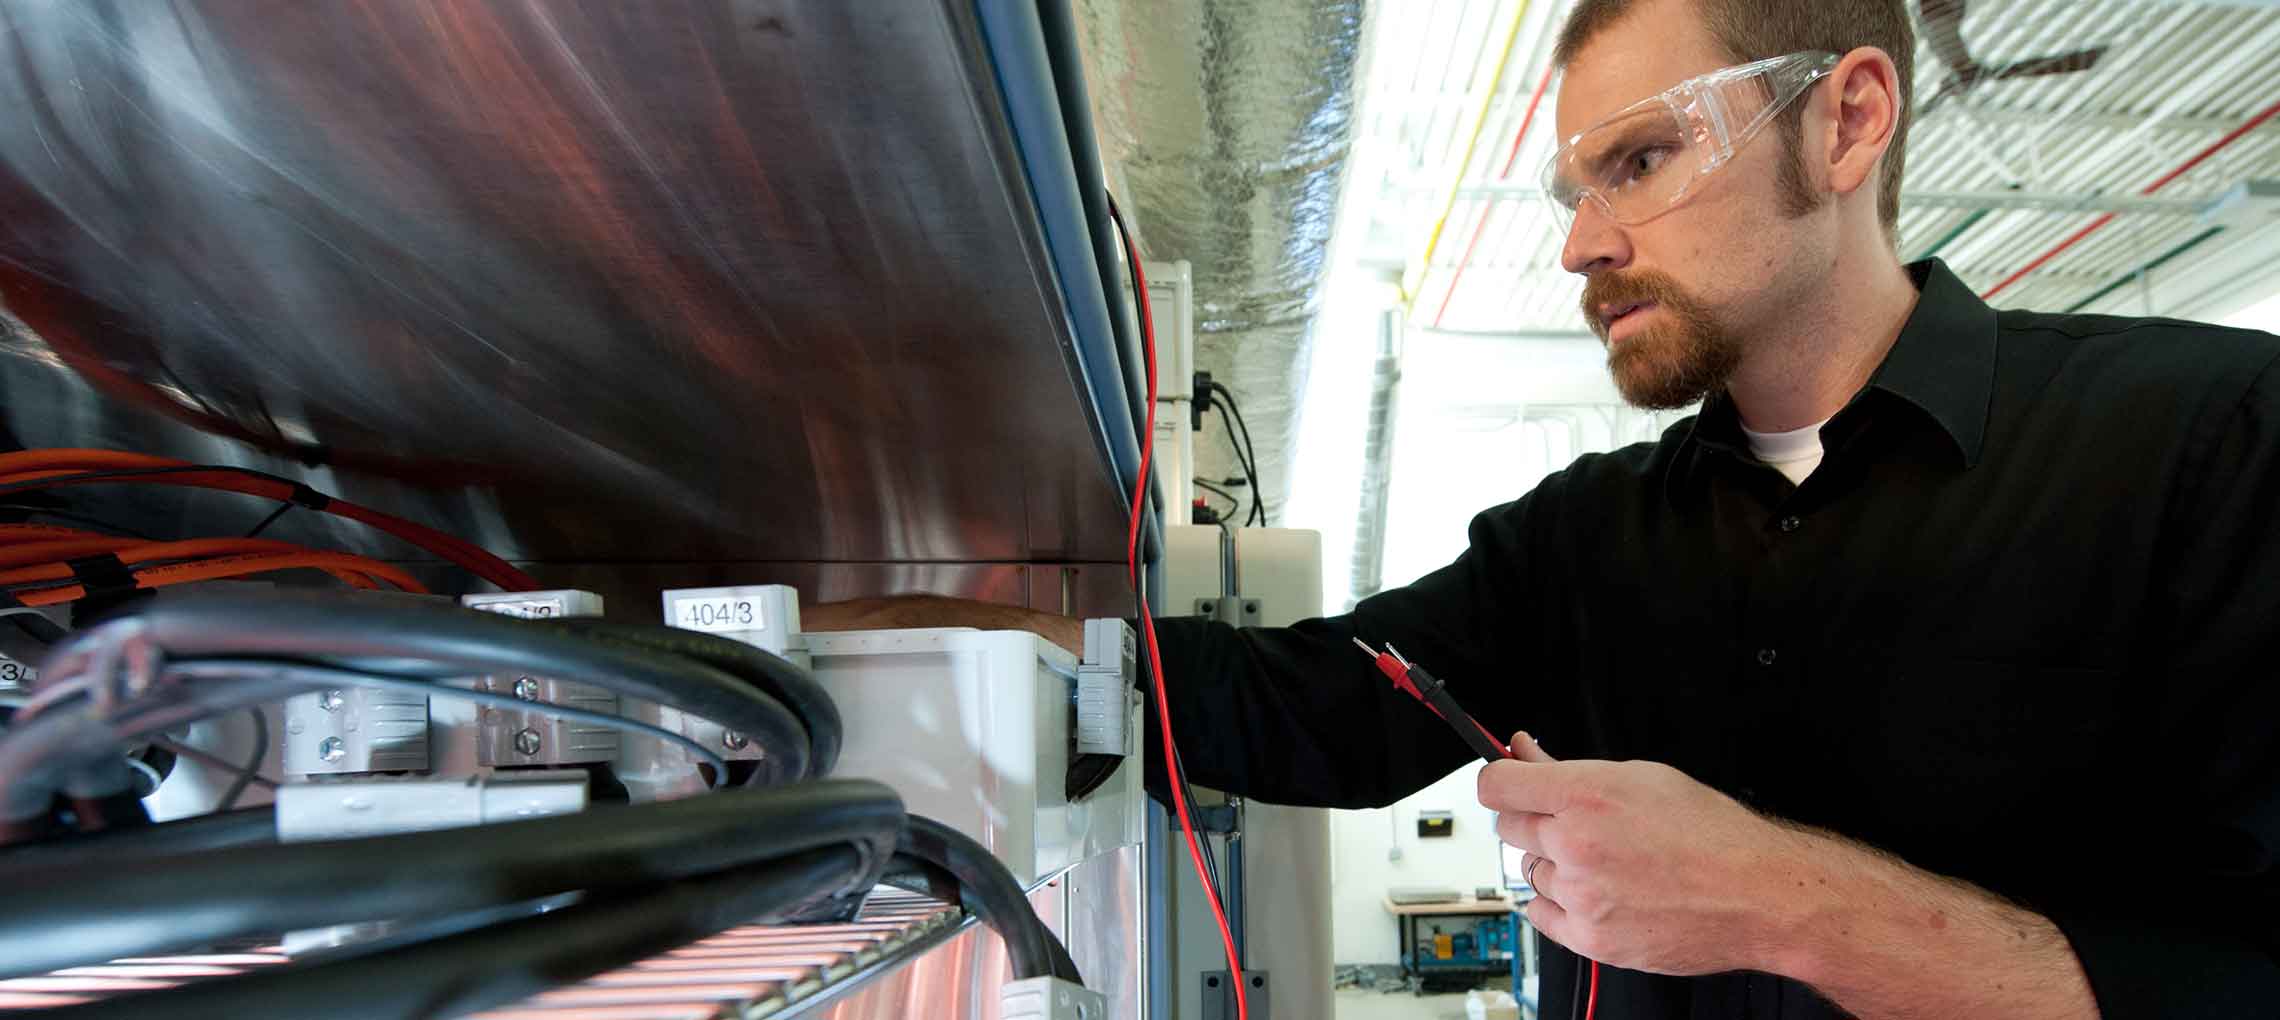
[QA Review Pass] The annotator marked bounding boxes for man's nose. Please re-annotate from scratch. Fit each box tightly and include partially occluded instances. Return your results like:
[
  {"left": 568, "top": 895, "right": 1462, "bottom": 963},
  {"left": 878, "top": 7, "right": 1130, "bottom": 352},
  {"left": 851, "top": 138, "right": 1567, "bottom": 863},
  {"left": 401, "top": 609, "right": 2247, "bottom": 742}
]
[{"left": 1559, "top": 199, "right": 1631, "bottom": 276}]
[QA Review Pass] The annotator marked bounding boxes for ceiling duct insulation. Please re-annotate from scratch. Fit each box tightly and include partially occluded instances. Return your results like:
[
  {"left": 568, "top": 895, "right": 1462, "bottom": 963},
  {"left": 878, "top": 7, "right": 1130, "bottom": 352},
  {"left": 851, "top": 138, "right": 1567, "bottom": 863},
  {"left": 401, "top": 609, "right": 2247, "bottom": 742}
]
[{"left": 1072, "top": 0, "right": 1364, "bottom": 525}]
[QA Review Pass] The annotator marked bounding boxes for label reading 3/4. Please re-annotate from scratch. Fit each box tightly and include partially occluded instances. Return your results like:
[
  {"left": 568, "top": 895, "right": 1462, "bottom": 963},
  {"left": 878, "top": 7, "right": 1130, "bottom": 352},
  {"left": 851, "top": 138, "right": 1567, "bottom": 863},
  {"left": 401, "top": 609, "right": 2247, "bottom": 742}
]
[
  {"left": 672, "top": 597, "right": 761, "bottom": 633},
  {"left": 0, "top": 657, "right": 34, "bottom": 688}
]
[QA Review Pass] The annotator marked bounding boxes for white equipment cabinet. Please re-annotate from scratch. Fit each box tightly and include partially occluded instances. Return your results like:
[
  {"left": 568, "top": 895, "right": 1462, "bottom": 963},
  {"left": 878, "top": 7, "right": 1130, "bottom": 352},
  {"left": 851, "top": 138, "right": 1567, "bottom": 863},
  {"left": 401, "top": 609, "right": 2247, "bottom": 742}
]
[{"left": 807, "top": 625, "right": 1146, "bottom": 886}]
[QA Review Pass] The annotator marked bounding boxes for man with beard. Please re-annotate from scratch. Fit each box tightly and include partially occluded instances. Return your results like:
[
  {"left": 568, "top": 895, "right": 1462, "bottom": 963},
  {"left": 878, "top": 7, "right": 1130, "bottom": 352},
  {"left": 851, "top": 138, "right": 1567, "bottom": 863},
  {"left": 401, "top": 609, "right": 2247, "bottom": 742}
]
[{"left": 807, "top": 0, "right": 2280, "bottom": 1016}]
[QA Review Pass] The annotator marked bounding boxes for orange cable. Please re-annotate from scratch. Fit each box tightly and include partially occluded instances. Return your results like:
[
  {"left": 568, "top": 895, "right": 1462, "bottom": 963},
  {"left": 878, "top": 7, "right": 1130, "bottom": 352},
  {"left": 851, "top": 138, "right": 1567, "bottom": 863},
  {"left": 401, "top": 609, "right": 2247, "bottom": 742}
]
[{"left": 16, "top": 551, "right": 428, "bottom": 607}]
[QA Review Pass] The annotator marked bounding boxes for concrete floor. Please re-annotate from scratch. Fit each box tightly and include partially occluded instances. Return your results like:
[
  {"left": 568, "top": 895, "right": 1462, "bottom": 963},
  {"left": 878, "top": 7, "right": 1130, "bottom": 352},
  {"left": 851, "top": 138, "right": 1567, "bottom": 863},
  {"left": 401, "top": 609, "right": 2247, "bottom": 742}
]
[
  {"left": 1334, "top": 979, "right": 1535, "bottom": 1020},
  {"left": 1333, "top": 988, "right": 1476, "bottom": 1020}
]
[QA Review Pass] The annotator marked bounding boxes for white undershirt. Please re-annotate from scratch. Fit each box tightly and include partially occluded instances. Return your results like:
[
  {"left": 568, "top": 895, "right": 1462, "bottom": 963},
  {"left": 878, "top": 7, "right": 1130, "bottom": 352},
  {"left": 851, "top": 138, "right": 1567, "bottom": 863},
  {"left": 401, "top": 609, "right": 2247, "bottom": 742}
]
[{"left": 1742, "top": 416, "right": 1831, "bottom": 486}]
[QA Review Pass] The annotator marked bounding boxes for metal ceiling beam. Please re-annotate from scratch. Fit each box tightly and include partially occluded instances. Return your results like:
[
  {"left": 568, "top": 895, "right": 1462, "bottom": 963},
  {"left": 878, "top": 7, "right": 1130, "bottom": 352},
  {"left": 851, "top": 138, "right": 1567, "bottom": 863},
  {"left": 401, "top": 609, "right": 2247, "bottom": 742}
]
[
  {"left": 1934, "top": 105, "right": 2271, "bottom": 136},
  {"left": 1898, "top": 191, "right": 2210, "bottom": 215},
  {"left": 1456, "top": 183, "right": 2212, "bottom": 215}
]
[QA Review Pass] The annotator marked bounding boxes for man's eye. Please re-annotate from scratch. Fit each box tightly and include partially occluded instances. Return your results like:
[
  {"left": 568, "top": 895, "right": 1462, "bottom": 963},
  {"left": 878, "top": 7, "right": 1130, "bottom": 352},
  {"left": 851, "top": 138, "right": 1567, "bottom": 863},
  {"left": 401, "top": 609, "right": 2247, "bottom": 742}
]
[{"left": 1624, "top": 146, "right": 1673, "bottom": 181}]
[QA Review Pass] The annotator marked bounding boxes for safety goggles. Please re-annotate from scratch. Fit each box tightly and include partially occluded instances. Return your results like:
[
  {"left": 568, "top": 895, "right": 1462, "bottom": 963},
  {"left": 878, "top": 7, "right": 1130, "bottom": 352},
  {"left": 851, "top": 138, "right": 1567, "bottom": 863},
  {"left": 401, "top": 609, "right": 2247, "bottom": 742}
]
[{"left": 1542, "top": 51, "right": 1838, "bottom": 232}]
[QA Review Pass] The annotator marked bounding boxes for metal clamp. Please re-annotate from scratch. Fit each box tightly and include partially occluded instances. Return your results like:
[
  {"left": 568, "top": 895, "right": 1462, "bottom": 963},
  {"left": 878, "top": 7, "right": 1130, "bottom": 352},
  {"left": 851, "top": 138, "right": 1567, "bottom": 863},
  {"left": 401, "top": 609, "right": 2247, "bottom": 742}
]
[
  {"left": 1194, "top": 597, "right": 1262, "bottom": 627},
  {"left": 1076, "top": 619, "right": 1138, "bottom": 756},
  {"left": 1001, "top": 976, "right": 1105, "bottom": 1020},
  {"left": 1201, "top": 970, "right": 1269, "bottom": 1020}
]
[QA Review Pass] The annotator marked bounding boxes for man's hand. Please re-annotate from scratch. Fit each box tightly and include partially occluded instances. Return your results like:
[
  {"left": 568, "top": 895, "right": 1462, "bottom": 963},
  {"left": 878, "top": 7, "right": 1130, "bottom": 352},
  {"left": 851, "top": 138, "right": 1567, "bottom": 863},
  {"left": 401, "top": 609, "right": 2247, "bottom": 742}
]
[
  {"left": 1483, "top": 734, "right": 2102, "bottom": 1018},
  {"left": 1480, "top": 734, "right": 1815, "bottom": 976},
  {"left": 801, "top": 593, "right": 1086, "bottom": 654}
]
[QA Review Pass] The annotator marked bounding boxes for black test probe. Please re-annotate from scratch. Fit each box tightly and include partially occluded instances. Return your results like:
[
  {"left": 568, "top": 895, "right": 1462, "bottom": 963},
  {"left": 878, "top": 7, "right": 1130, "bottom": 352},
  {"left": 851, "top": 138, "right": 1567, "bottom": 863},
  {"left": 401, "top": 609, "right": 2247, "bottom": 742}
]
[{"left": 1352, "top": 638, "right": 1514, "bottom": 762}]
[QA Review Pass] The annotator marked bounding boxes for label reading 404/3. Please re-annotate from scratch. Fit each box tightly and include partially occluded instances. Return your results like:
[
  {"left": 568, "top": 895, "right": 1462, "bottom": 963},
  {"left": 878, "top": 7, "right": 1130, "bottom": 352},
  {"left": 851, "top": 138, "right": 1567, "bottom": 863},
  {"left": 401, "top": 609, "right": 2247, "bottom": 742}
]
[{"left": 673, "top": 597, "right": 762, "bottom": 634}]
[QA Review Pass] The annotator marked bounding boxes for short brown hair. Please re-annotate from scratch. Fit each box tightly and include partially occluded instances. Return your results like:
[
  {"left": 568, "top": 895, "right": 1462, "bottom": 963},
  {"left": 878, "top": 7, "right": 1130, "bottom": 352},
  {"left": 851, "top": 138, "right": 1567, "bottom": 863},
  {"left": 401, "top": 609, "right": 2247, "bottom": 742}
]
[{"left": 1553, "top": 0, "right": 1913, "bottom": 237}]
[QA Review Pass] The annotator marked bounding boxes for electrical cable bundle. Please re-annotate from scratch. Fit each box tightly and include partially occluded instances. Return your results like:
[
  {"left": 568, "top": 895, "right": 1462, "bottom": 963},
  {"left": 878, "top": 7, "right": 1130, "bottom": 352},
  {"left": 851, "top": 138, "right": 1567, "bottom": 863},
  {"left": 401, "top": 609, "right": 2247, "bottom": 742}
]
[
  {"left": 0, "top": 588, "right": 829, "bottom": 836},
  {"left": 1192, "top": 478, "right": 1243, "bottom": 525},
  {"left": 1200, "top": 381, "right": 1267, "bottom": 527},
  {"left": 0, "top": 587, "right": 1086, "bottom": 1017},
  {"left": 0, "top": 526, "right": 428, "bottom": 605},
  {"left": 0, "top": 780, "right": 903, "bottom": 979},
  {"left": 0, "top": 448, "right": 540, "bottom": 601}
]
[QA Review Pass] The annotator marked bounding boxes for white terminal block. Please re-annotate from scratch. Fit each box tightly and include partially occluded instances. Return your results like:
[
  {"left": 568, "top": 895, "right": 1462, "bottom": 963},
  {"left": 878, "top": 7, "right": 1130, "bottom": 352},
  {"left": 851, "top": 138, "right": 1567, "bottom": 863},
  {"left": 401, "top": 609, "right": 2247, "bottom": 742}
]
[
  {"left": 1077, "top": 619, "right": 1138, "bottom": 757},
  {"left": 1000, "top": 976, "right": 1107, "bottom": 1020},
  {"left": 274, "top": 771, "right": 590, "bottom": 841},
  {"left": 806, "top": 626, "right": 1143, "bottom": 886},
  {"left": 282, "top": 588, "right": 463, "bottom": 776},
  {"left": 659, "top": 585, "right": 808, "bottom": 764},
  {"left": 274, "top": 772, "right": 588, "bottom": 957},
  {"left": 282, "top": 687, "right": 429, "bottom": 776},
  {"left": 460, "top": 590, "right": 617, "bottom": 767}
]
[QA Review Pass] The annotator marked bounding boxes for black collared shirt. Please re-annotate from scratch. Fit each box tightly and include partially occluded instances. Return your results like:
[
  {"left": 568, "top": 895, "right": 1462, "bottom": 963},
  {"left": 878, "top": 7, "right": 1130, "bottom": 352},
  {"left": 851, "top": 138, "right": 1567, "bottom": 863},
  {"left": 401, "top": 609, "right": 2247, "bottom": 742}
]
[{"left": 1145, "top": 260, "right": 2280, "bottom": 1019}]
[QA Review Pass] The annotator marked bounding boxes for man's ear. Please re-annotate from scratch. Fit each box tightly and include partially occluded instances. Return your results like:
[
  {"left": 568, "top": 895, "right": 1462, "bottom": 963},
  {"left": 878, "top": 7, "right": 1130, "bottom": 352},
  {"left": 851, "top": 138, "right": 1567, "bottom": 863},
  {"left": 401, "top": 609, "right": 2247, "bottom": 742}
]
[{"left": 1823, "top": 46, "right": 1902, "bottom": 200}]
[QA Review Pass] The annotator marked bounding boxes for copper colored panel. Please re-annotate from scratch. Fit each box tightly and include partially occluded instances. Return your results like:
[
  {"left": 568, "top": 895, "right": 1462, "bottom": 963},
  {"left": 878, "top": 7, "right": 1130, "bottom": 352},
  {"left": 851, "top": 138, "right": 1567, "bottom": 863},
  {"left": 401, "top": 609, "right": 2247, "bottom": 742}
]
[{"left": 0, "top": 0, "right": 1128, "bottom": 578}]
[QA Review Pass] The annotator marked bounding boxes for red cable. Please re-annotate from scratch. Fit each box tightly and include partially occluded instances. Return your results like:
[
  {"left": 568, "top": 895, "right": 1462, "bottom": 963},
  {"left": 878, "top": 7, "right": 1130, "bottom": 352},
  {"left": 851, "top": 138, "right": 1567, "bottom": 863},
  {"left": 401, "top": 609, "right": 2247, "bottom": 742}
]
[
  {"left": 1981, "top": 97, "right": 2280, "bottom": 300},
  {"left": 0, "top": 451, "right": 537, "bottom": 591},
  {"left": 1974, "top": 213, "right": 2114, "bottom": 302},
  {"left": 1587, "top": 960, "right": 1601, "bottom": 1019},
  {"left": 1110, "top": 193, "right": 1249, "bottom": 1020},
  {"left": 1495, "top": 68, "right": 1560, "bottom": 181},
  {"left": 1432, "top": 66, "right": 1558, "bottom": 328},
  {"left": 13, "top": 551, "right": 429, "bottom": 606},
  {"left": 0, "top": 538, "right": 419, "bottom": 592}
]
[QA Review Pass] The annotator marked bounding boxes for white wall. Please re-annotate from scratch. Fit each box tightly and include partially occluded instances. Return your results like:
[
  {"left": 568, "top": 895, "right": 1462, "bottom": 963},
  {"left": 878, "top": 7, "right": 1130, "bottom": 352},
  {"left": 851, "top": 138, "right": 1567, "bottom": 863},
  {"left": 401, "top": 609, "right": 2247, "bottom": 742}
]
[
  {"left": 1328, "top": 764, "right": 1507, "bottom": 964},
  {"left": 1321, "top": 326, "right": 1687, "bottom": 966},
  {"left": 2221, "top": 288, "right": 2280, "bottom": 333}
]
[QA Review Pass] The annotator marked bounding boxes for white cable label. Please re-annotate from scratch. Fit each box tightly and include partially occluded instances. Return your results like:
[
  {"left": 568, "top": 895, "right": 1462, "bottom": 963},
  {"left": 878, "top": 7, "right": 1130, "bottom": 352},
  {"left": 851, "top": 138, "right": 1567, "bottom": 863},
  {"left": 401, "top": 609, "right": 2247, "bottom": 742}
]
[
  {"left": 470, "top": 597, "right": 565, "bottom": 619},
  {"left": 670, "top": 596, "right": 763, "bottom": 634}
]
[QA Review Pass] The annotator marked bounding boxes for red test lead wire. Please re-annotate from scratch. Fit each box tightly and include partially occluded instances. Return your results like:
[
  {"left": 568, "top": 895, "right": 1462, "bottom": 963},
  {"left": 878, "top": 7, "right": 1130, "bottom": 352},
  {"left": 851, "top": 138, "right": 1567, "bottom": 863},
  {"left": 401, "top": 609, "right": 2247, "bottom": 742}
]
[
  {"left": 1354, "top": 637, "right": 1597, "bottom": 1019},
  {"left": 1109, "top": 192, "right": 1248, "bottom": 1020},
  {"left": 1352, "top": 638, "right": 1513, "bottom": 761}
]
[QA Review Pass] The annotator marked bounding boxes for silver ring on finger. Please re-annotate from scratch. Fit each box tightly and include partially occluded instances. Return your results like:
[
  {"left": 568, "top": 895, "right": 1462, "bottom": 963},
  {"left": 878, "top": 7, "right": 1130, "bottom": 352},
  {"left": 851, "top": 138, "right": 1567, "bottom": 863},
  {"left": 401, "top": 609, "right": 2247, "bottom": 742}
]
[{"left": 1522, "top": 852, "right": 1547, "bottom": 892}]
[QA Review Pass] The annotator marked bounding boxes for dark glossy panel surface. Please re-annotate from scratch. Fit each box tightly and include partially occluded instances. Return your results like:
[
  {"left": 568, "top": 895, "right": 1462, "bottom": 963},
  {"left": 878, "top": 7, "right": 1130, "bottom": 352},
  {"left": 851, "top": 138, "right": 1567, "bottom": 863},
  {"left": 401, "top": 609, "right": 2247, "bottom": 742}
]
[{"left": 0, "top": 0, "right": 1128, "bottom": 576}]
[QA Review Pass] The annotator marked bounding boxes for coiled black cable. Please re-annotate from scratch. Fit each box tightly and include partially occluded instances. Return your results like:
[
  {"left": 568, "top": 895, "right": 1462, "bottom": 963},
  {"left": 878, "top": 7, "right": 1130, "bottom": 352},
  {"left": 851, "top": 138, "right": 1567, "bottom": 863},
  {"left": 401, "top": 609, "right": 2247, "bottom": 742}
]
[
  {"left": 0, "top": 804, "right": 276, "bottom": 867},
  {"left": 887, "top": 814, "right": 1083, "bottom": 984},
  {"left": 30, "top": 846, "right": 874, "bottom": 1020},
  {"left": 0, "top": 589, "right": 817, "bottom": 829},
  {"left": 0, "top": 778, "right": 903, "bottom": 977},
  {"left": 0, "top": 589, "right": 1096, "bottom": 1007},
  {"left": 60, "top": 590, "right": 811, "bottom": 782}
]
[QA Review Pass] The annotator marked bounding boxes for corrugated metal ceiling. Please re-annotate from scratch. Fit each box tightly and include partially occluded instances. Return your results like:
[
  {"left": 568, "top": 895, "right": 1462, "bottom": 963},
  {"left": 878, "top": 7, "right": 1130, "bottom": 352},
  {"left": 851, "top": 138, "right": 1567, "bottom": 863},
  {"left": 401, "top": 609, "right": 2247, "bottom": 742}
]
[{"left": 1345, "top": 0, "right": 2280, "bottom": 334}]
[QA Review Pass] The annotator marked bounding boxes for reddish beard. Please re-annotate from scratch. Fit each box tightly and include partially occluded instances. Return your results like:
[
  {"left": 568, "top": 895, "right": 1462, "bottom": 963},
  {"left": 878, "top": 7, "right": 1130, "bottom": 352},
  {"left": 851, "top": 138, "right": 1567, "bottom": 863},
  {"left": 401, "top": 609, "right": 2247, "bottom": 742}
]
[{"left": 1582, "top": 269, "right": 1742, "bottom": 410}]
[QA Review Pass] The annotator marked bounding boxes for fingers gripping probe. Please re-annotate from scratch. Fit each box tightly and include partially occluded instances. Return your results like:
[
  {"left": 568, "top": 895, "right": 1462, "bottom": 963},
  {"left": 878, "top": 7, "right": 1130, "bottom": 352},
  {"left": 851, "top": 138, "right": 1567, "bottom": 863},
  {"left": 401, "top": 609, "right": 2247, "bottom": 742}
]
[{"left": 1352, "top": 638, "right": 1514, "bottom": 762}]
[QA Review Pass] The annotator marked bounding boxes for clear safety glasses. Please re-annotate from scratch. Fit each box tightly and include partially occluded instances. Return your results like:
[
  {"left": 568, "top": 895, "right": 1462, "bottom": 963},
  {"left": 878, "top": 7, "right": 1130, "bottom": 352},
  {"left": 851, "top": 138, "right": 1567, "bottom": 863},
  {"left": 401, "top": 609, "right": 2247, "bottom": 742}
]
[{"left": 1542, "top": 51, "right": 1838, "bottom": 232}]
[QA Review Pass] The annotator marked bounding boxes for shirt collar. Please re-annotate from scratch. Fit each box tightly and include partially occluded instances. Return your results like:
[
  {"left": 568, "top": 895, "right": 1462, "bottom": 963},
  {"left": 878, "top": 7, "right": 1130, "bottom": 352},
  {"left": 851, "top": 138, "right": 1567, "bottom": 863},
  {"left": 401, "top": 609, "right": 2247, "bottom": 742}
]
[{"left": 1664, "top": 258, "right": 1997, "bottom": 502}]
